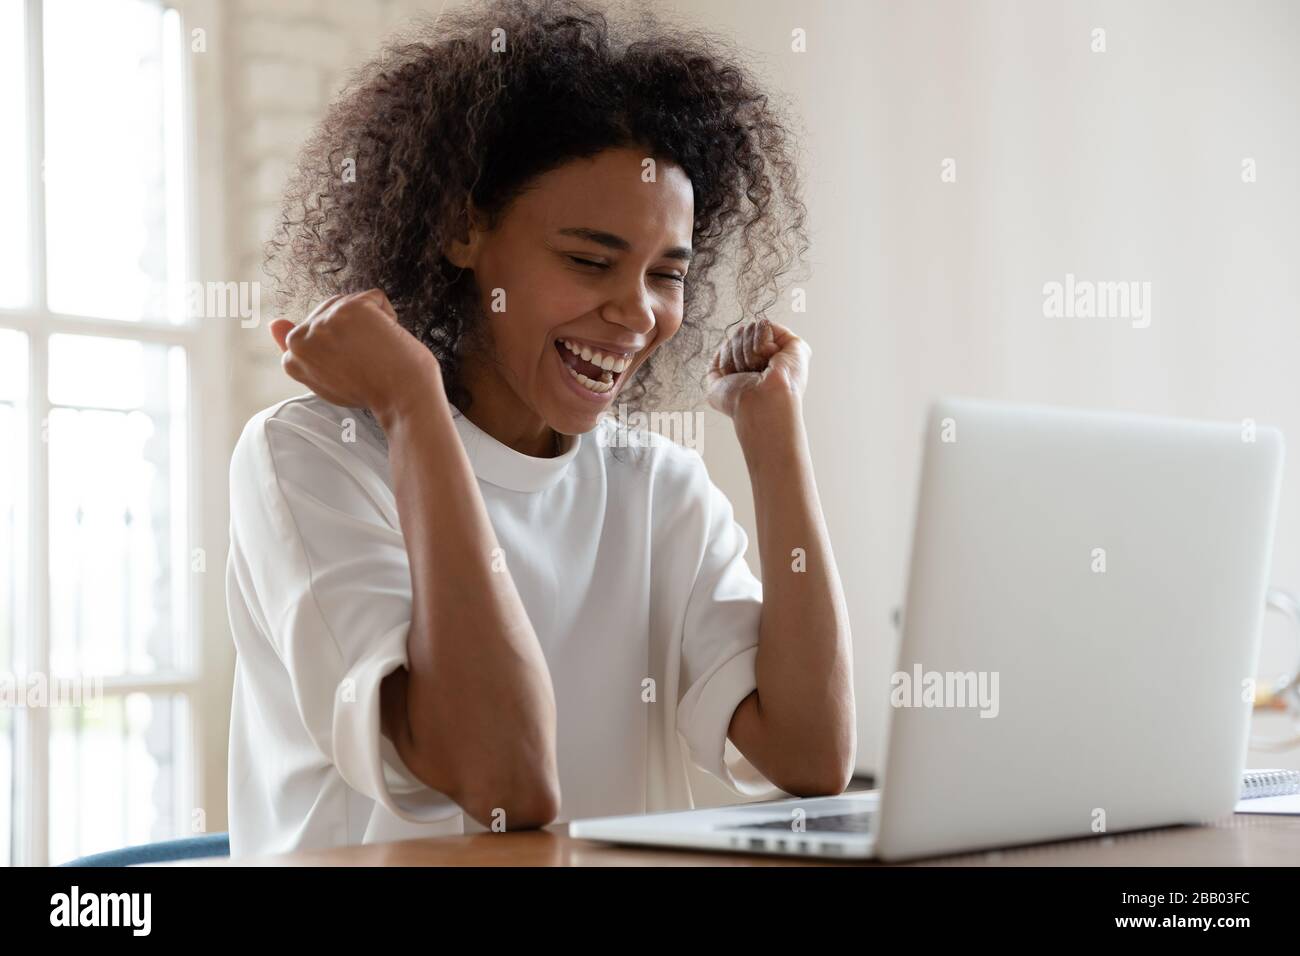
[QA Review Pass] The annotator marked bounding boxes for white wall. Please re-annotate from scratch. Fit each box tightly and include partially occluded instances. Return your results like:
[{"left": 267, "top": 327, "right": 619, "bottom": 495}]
[
  {"left": 209, "top": 0, "right": 1300, "bottom": 828},
  {"left": 671, "top": 0, "right": 1300, "bottom": 775}
]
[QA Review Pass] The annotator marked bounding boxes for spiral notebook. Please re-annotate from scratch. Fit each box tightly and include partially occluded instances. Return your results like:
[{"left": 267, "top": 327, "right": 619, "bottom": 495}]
[{"left": 1234, "top": 769, "right": 1300, "bottom": 815}]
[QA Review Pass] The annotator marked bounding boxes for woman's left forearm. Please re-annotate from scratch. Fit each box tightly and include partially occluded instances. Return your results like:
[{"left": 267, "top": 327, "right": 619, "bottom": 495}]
[{"left": 731, "top": 390, "right": 856, "bottom": 793}]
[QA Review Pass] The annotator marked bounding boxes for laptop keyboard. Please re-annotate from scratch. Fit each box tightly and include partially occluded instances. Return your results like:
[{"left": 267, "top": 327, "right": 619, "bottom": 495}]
[{"left": 724, "top": 811, "right": 874, "bottom": 834}]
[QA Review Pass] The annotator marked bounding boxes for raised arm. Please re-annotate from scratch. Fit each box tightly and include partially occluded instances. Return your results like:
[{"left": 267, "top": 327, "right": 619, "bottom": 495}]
[
  {"left": 271, "top": 290, "right": 560, "bottom": 829},
  {"left": 706, "top": 318, "right": 856, "bottom": 796}
]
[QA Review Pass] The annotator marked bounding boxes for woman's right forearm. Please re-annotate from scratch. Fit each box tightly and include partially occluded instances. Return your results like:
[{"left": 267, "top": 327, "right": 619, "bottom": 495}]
[{"left": 377, "top": 383, "right": 560, "bottom": 829}]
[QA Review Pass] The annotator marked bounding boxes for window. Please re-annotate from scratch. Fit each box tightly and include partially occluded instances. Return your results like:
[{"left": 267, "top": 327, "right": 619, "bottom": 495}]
[{"left": 1, "top": 0, "right": 207, "bottom": 866}]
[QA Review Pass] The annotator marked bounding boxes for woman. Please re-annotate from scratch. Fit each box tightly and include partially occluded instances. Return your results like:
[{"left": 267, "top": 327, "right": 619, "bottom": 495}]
[{"left": 226, "top": 0, "right": 854, "bottom": 856}]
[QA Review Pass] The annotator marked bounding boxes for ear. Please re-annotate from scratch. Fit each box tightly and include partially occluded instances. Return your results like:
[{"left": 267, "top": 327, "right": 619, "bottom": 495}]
[{"left": 442, "top": 199, "right": 487, "bottom": 269}]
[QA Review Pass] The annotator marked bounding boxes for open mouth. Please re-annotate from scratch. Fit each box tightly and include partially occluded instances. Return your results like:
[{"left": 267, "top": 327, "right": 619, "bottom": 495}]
[{"left": 553, "top": 338, "right": 633, "bottom": 395}]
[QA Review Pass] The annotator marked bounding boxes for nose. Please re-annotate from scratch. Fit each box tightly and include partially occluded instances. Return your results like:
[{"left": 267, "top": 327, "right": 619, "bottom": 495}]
[{"left": 599, "top": 278, "right": 657, "bottom": 337}]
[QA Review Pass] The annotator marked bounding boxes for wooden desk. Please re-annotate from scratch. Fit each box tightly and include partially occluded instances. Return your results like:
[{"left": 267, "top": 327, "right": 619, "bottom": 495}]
[{"left": 184, "top": 813, "right": 1300, "bottom": 866}]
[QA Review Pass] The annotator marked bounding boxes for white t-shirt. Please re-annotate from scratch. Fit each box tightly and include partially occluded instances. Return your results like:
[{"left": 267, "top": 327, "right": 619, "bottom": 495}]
[{"left": 225, "top": 393, "right": 782, "bottom": 856}]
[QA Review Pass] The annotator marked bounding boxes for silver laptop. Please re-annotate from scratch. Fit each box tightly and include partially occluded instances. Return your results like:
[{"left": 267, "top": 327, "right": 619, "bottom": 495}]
[{"left": 569, "top": 397, "right": 1285, "bottom": 861}]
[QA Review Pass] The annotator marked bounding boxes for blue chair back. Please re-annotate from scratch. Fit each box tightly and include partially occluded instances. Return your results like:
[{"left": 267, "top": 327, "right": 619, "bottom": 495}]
[{"left": 59, "top": 832, "right": 230, "bottom": 866}]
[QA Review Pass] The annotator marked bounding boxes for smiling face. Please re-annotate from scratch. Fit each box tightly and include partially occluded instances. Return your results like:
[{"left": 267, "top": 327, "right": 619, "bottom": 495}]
[{"left": 447, "top": 146, "right": 695, "bottom": 450}]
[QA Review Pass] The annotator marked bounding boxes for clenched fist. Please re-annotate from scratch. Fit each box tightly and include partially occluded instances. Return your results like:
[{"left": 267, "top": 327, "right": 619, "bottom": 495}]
[
  {"left": 269, "top": 289, "right": 442, "bottom": 423},
  {"left": 705, "top": 318, "right": 811, "bottom": 419}
]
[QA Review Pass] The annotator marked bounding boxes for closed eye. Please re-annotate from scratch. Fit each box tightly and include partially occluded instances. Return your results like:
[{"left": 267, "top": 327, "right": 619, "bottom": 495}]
[{"left": 567, "top": 256, "right": 685, "bottom": 284}]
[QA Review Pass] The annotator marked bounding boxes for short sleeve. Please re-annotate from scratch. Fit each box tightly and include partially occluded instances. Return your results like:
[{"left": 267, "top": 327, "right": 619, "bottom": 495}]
[
  {"left": 674, "top": 468, "right": 785, "bottom": 800},
  {"left": 228, "top": 402, "right": 460, "bottom": 824}
]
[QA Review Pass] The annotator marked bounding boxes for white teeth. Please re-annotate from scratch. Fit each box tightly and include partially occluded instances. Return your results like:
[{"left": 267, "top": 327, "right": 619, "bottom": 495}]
[
  {"left": 573, "top": 370, "right": 612, "bottom": 394},
  {"left": 559, "top": 339, "right": 632, "bottom": 390}
]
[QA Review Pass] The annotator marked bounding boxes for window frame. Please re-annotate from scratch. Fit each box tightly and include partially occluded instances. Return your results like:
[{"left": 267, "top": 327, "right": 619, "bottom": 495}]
[{"left": 1, "top": 0, "right": 228, "bottom": 866}]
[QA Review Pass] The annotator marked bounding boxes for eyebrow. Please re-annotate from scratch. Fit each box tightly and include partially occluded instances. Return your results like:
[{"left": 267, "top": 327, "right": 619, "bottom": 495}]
[{"left": 556, "top": 226, "right": 694, "bottom": 264}]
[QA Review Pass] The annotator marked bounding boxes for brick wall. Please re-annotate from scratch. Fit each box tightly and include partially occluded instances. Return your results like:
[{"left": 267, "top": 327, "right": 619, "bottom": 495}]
[{"left": 224, "top": 0, "right": 432, "bottom": 426}]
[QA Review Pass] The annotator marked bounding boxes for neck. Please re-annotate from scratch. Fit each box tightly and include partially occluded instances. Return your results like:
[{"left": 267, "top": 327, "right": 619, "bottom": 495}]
[{"left": 457, "top": 363, "right": 558, "bottom": 458}]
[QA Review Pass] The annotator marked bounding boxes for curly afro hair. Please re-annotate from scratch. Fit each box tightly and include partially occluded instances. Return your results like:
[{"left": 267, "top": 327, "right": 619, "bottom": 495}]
[{"left": 265, "top": 0, "right": 809, "bottom": 414}]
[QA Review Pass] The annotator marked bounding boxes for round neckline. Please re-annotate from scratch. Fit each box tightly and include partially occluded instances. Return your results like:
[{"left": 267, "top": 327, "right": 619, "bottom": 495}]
[{"left": 450, "top": 405, "right": 580, "bottom": 492}]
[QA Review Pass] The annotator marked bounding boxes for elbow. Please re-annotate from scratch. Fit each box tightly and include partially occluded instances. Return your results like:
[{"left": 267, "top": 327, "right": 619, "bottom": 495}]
[
  {"left": 458, "top": 769, "right": 561, "bottom": 830},
  {"left": 404, "top": 743, "right": 562, "bottom": 829},
  {"left": 385, "top": 697, "right": 561, "bottom": 828},
  {"left": 776, "top": 766, "right": 853, "bottom": 799},
  {"left": 383, "top": 665, "right": 562, "bottom": 829},
  {"left": 453, "top": 725, "right": 562, "bottom": 830},
  {"left": 770, "top": 737, "right": 856, "bottom": 798}
]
